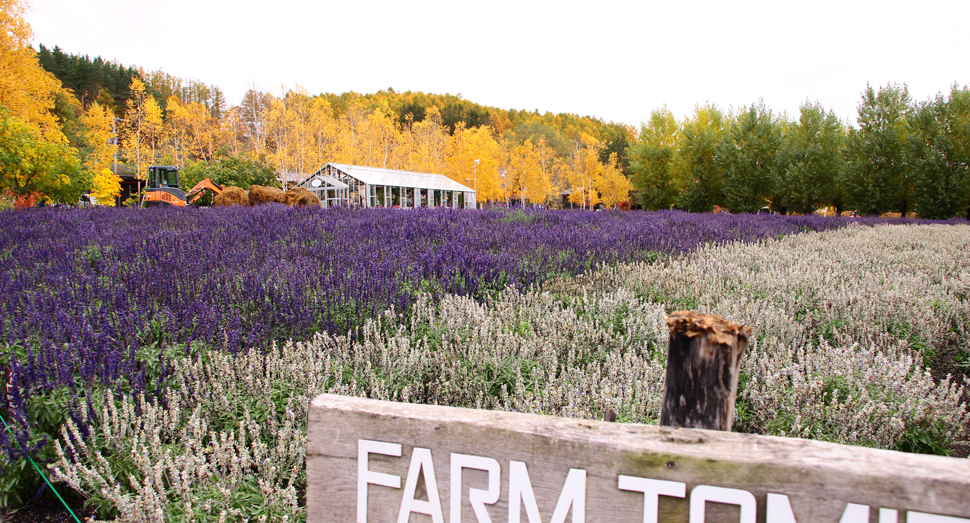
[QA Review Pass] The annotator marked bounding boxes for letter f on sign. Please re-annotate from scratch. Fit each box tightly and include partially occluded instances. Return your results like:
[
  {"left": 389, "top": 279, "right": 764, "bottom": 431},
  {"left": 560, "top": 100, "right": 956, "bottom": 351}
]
[{"left": 358, "top": 440, "right": 402, "bottom": 523}]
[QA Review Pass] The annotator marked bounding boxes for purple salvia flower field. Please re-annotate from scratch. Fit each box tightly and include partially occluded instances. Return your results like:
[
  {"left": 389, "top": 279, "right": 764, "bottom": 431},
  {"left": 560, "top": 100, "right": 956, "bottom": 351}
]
[
  {"left": 2, "top": 205, "right": 964, "bottom": 517},
  {"left": 0, "top": 206, "right": 847, "bottom": 388}
]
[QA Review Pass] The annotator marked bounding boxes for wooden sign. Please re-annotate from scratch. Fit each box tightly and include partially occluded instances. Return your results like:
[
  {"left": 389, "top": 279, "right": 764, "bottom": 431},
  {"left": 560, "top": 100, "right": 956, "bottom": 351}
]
[{"left": 306, "top": 394, "right": 970, "bottom": 523}]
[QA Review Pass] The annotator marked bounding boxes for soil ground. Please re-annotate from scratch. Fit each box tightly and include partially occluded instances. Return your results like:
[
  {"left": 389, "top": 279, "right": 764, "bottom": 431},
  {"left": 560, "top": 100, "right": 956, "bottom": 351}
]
[{"left": 0, "top": 495, "right": 94, "bottom": 522}]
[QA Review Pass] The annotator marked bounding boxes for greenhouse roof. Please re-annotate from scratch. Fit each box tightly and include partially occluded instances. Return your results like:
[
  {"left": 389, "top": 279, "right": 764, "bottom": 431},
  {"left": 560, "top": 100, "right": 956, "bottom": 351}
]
[{"left": 306, "top": 163, "right": 475, "bottom": 192}]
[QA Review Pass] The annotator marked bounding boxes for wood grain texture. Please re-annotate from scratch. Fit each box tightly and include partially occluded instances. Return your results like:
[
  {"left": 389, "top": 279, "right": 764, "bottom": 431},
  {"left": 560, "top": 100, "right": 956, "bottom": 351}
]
[
  {"left": 661, "top": 311, "right": 751, "bottom": 431},
  {"left": 307, "top": 394, "right": 970, "bottom": 523}
]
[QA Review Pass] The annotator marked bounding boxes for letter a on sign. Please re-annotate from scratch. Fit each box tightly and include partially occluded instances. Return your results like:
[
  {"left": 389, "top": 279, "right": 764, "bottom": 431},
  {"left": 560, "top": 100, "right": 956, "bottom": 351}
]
[{"left": 399, "top": 448, "right": 445, "bottom": 523}]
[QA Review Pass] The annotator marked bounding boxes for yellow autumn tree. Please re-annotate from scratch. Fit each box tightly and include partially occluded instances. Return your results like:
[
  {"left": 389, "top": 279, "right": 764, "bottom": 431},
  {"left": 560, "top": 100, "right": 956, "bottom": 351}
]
[
  {"left": 0, "top": 0, "right": 63, "bottom": 137},
  {"left": 0, "top": 0, "right": 87, "bottom": 202},
  {"left": 406, "top": 106, "right": 449, "bottom": 174},
  {"left": 596, "top": 152, "right": 633, "bottom": 208},
  {"left": 282, "top": 88, "right": 316, "bottom": 175},
  {"left": 265, "top": 95, "right": 291, "bottom": 173},
  {"left": 258, "top": 89, "right": 343, "bottom": 175},
  {"left": 445, "top": 123, "right": 502, "bottom": 204},
  {"left": 165, "top": 96, "right": 189, "bottom": 166},
  {"left": 122, "top": 78, "right": 163, "bottom": 179},
  {"left": 80, "top": 102, "right": 121, "bottom": 204},
  {"left": 307, "top": 96, "right": 339, "bottom": 170},
  {"left": 166, "top": 96, "right": 217, "bottom": 166},
  {"left": 358, "top": 108, "right": 402, "bottom": 169},
  {"left": 143, "top": 96, "right": 165, "bottom": 167},
  {"left": 567, "top": 134, "right": 603, "bottom": 208},
  {"left": 507, "top": 139, "right": 554, "bottom": 206},
  {"left": 221, "top": 106, "right": 244, "bottom": 156},
  {"left": 334, "top": 99, "right": 369, "bottom": 165}
]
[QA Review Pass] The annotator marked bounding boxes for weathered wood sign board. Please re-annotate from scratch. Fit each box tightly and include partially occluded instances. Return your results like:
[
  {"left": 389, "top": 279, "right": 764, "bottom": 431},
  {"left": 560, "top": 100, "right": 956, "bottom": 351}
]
[{"left": 306, "top": 394, "right": 970, "bottom": 523}]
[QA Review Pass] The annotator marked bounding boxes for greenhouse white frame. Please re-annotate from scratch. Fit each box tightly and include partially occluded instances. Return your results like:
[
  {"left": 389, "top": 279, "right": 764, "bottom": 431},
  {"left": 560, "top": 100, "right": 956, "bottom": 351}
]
[{"left": 296, "top": 163, "right": 477, "bottom": 209}]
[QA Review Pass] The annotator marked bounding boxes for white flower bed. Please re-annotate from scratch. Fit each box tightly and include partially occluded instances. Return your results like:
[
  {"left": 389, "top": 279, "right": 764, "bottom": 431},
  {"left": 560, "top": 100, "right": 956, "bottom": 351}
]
[{"left": 552, "top": 223, "right": 970, "bottom": 448}]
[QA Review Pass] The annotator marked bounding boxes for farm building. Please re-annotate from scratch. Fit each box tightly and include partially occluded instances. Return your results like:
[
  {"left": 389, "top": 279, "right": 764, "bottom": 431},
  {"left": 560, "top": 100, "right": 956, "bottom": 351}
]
[{"left": 295, "top": 163, "right": 477, "bottom": 209}]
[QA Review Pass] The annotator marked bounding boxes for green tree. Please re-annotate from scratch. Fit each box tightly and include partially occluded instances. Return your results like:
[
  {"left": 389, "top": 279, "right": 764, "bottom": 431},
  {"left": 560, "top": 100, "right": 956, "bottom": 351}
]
[
  {"left": 509, "top": 121, "right": 571, "bottom": 157},
  {"left": 778, "top": 102, "right": 847, "bottom": 215},
  {"left": 675, "top": 104, "right": 726, "bottom": 212},
  {"left": 907, "top": 85, "right": 970, "bottom": 220},
  {"left": 717, "top": 101, "right": 781, "bottom": 214},
  {"left": 597, "top": 123, "right": 632, "bottom": 175},
  {"left": 441, "top": 99, "right": 491, "bottom": 134},
  {"left": 179, "top": 155, "right": 278, "bottom": 193},
  {"left": 0, "top": 106, "right": 82, "bottom": 202},
  {"left": 36, "top": 44, "right": 139, "bottom": 115},
  {"left": 843, "top": 83, "right": 914, "bottom": 216},
  {"left": 628, "top": 107, "right": 680, "bottom": 210}
]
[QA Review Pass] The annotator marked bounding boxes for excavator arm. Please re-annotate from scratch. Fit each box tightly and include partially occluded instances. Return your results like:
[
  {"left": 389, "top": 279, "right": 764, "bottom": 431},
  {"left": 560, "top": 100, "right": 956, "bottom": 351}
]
[{"left": 186, "top": 178, "right": 224, "bottom": 204}]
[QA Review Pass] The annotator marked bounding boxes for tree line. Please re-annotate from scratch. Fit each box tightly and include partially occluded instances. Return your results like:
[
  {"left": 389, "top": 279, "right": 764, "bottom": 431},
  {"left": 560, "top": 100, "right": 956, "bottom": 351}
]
[
  {"left": 629, "top": 84, "right": 970, "bottom": 219},
  {"left": 2, "top": 0, "right": 967, "bottom": 217},
  {"left": 3, "top": 0, "right": 632, "bottom": 210}
]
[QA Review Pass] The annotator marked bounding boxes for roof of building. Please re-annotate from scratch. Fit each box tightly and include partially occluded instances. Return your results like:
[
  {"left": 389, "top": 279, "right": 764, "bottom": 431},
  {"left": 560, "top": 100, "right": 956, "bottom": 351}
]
[
  {"left": 302, "top": 163, "right": 475, "bottom": 193},
  {"left": 314, "top": 175, "right": 349, "bottom": 190}
]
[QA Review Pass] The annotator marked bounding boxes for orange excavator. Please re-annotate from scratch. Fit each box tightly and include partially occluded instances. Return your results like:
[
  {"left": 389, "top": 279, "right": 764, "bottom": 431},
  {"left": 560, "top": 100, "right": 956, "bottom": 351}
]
[
  {"left": 141, "top": 165, "right": 223, "bottom": 206},
  {"left": 185, "top": 177, "right": 223, "bottom": 204}
]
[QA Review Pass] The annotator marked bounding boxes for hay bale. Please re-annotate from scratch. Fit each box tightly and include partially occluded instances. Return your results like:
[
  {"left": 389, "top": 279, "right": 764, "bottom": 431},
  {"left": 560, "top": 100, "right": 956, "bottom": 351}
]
[
  {"left": 249, "top": 184, "right": 286, "bottom": 206},
  {"left": 213, "top": 186, "right": 249, "bottom": 207},
  {"left": 285, "top": 187, "right": 321, "bottom": 208}
]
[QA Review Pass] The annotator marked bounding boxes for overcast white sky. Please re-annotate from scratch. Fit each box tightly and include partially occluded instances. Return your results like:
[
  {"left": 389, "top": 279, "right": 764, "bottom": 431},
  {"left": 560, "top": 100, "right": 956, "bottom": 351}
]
[{"left": 27, "top": 0, "right": 969, "bottom": 128}]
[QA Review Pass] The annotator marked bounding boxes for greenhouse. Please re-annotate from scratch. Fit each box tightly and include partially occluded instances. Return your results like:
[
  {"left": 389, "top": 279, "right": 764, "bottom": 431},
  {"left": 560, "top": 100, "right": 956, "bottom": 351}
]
[{"left": 296, "top": 163, "right": 477, "bottom": 209}]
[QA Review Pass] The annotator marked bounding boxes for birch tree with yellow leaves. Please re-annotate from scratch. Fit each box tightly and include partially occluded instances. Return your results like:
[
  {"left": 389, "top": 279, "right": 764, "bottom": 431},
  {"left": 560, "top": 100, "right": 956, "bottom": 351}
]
[
  {"left": 445, "top": 123, "right": 503, "bottom": 203},
  {"left": 406, "top": 106, "right": 449, "bottom": 174},
  {"left": 597, "top": 152, "right": 633, "bottom": 208},
  {"left": 80, "top": 102, "right": 121, "bottom": 204},
  {"left": 308, "top": 97, "right": 340, "bottom": 170},
  {"left": 167, "top": 96, "right": 215, "bottom": 164},
  {"left": 281, "top": 88, "right": 317, "bottom": 175},
  {"left": 507, "top": 139, "right": 554, "bottom": 205},
  {"left": 567, "top": 134, "right": 604, "bottom": 208},
  {"left": 122, "top": 77, "right": 163, "bottom": 179},
  {"left": 265, "top": 95, "right": 292, "bottom": 174},
  {"left": 358, "top": 109, "right": 402, "bottom": 169}
]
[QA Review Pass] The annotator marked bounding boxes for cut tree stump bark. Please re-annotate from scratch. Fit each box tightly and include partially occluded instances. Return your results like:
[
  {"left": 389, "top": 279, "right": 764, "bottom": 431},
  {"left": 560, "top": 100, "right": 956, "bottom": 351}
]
[{"left": 661, "top": 311, "right": 752, "bottom": 431}]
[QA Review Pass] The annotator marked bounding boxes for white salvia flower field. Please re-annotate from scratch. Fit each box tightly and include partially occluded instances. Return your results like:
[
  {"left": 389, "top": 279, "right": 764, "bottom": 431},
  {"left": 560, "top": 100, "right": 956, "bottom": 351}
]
[
  {"left": 550, "top": 223, "right": 970, "bottom": 450},
  {"left": 49, "top": 223, "right": 970, "bottom": 521}
]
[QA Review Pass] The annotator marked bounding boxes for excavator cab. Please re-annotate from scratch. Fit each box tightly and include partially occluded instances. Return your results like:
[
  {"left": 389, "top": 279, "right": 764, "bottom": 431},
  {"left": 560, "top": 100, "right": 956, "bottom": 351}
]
[
  {"left": 151, "top": 166, "right": 180, "bottom": 189},
  {"left": 142, "top": 165, "right": 187, "bottom": 207}
]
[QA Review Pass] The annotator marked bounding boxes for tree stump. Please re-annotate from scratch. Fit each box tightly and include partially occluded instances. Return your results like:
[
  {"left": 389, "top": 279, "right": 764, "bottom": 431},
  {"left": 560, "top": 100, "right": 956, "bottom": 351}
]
[{"left": 660, "top": 311, "right": 752, "bottom": 431}]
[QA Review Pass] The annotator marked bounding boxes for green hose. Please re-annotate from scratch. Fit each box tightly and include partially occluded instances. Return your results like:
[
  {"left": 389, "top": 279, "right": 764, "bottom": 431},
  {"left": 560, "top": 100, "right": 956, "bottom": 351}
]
[{"left": 0, "top": 411, "right": 82, "bottom": 523}]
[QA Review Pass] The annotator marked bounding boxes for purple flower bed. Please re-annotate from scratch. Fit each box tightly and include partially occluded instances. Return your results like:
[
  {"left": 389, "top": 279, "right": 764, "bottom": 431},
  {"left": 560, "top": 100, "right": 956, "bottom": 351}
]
[
  {"left": 1, "top": 206, "right": 847, "bottom": 369},
  {"left": 5, "top": 205, "right": 961, "bottom": 399},
  {"left": 0, "top": 205, "right": 855, "bottom": 405}
]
